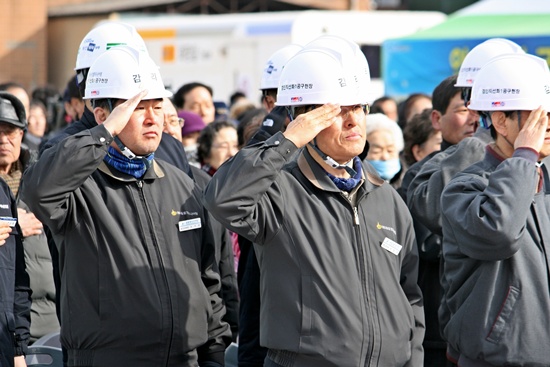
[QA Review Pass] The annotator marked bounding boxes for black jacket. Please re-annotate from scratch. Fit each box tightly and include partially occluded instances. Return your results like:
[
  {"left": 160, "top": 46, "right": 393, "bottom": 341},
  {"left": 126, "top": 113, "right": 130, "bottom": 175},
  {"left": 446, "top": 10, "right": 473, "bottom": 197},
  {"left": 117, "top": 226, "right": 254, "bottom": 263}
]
[
  {"left": 22, "top": 125, "right": 231, "bottom": 366},
  {"left": 0, "top": 178, "right": 31, "bottom": 366}
]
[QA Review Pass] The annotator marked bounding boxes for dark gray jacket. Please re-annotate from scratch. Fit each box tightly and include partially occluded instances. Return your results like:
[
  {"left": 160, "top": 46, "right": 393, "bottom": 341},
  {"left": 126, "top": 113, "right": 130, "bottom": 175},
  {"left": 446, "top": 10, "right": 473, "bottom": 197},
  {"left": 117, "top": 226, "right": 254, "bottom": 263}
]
[
  {"left": 441, "top": 146, "right": 550, "bottom": 366},
  {"left": 407, "top": 136, "right": 487, "bottom": 236},
  {"left": 19, "top": 200, "right": 59, "bottom": 342},
  {"left": 21, "top": 125, "right": 230, "bottom": 367},
  {"left": 203, "top": 132, "right": 424, "bottom": 367}
]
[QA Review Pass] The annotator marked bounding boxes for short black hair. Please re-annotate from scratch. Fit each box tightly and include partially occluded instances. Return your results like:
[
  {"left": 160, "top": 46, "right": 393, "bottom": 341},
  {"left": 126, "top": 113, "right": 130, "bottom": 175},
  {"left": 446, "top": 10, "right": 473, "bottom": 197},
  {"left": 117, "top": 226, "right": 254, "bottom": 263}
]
[
  {"left": 64, "top": 75, "right": 82, "bottom": 102},
  {"left": 173, "top": 82, "right": 213, "bottom": 109},
  {"left": 229, "top": 91, "right": 246, "bottom": 107},
  {"left": 432, "top": 75, "right": 460, "bottom": 115},
  {"left": 236, "top": 107, "right": 267, "bottom": 147},
  {"left": 397, "top": 93, "right": 431, "bottom": 129},
  {"left": 92, "top": 98, "right": 122, "bottom": 112}
]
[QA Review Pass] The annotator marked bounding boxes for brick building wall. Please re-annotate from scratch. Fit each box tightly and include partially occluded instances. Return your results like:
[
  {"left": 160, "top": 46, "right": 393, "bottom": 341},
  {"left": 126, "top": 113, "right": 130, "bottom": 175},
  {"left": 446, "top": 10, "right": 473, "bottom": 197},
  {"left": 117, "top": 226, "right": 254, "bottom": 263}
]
[{"left": 0, "top": 0, "right": 48, "bottom": 93}]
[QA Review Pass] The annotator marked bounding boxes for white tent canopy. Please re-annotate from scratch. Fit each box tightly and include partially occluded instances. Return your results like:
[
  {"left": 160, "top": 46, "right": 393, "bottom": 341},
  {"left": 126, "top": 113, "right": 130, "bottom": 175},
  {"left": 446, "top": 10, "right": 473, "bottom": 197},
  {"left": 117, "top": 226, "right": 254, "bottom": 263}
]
[{"left": 456, "top": 0, "right": 550, "bottom": 16}]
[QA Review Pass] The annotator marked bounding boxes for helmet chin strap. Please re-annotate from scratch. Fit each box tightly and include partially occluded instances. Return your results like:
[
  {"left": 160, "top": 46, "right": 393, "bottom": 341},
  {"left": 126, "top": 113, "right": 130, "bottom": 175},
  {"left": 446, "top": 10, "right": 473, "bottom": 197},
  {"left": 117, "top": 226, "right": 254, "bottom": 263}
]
[
  {"left": 114, "top": 136, "right": 153, "bottom": 168},
  {"left": 286, "top": 106, "right": 357, "bottom": 177},
  {"left": 308, "top": 140, "right": 357, "bottom": 177}
]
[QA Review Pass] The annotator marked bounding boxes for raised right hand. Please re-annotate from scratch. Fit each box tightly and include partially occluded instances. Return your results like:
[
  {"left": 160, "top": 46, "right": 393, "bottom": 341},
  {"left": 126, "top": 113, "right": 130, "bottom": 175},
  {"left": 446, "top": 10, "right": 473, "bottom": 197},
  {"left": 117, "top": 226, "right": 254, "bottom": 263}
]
[
  {"left": 514, "top": 106, "right": 548, "bottom": 153},
  {"left": 283, "top": 103, "right": 340, "bottom": 148},
  {"left": 103, "top": 89, "right": 149, "bottom": 137}
]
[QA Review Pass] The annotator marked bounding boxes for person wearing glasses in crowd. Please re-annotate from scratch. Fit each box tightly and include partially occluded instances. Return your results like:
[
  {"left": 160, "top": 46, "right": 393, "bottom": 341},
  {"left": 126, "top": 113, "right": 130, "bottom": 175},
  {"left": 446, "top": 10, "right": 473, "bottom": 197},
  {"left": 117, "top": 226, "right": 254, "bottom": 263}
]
[
  {"left": 203, "top": 36, "right": 424, "bottom": 367},
  {"left": 162, "top": 97, "right": 184, "bottom": 142},
  {"left": 197, "top": 120, "right": 239, "bottom": 177}
]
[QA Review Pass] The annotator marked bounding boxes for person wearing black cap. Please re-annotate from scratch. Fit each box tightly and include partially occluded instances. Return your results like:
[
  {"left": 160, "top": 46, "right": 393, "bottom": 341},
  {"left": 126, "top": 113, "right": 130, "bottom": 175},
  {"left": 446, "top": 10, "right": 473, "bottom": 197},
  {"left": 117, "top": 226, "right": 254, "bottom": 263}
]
[
  {"left": 0, "top": 91, "right": 32, "bottom": 367},
  {"left": 0, "top": 90, "right": 59, "bottom": 345}
]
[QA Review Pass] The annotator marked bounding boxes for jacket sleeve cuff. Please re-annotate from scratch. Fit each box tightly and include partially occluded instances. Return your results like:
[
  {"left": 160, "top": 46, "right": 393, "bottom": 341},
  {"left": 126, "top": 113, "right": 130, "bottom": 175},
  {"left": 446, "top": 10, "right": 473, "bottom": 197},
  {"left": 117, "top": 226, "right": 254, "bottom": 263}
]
[
  {"left": 14, "top": 341, "right": 28, "bottom": 356},
  {"left": 513, "top": 147, "right": 539, "bottom": 163},
  {"left": 265, "top": 131, "right": 299, "bottom": 162}
]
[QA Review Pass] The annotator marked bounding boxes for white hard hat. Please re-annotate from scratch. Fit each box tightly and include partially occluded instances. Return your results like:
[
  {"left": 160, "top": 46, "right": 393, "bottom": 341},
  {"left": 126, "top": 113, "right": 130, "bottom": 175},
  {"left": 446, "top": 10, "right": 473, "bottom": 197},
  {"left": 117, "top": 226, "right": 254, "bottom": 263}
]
[
  {"left": 469, "top": 53, "right": 550, "bottom": 113},
  {"left": 303, "top": 34, "right": 371, "bottom": 96},
  {"left": 455, "top": 38, "right": 524, "bottom": 88},
  {"left": 260, "top": 44, "right": 303, "bottom": 90},
  {"left": 75, "top": 21, "right": 148, "bottom": 71},
  {"left": 276, "top": 38, "right": 370, "bottom": 106},
  {"left": 84, "top": 46, "right": 172, "bottom": 100}
]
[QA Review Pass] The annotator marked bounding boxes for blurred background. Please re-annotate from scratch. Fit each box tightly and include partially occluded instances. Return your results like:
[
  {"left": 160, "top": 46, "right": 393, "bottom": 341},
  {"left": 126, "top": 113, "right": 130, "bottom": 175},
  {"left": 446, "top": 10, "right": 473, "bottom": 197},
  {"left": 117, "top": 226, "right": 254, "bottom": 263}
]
[{"left": 1, "top": 0, "right": 548, "bottom": 107}]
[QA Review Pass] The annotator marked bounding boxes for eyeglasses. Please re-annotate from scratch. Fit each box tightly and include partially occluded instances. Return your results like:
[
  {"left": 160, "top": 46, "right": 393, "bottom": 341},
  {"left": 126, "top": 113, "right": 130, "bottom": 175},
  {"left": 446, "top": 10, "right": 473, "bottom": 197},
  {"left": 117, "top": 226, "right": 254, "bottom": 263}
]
[
  {"left": 340, "top": 104, "right": 370, "bottom": 119},
  {"left": 305, "top": 104, "right": 370, "bottom": 119},
  {"left": 0, "top": 127, "right": 22, "bottom": 139},
  {"left": 164, "top": 116, "right": 184, "bottom": 128}
]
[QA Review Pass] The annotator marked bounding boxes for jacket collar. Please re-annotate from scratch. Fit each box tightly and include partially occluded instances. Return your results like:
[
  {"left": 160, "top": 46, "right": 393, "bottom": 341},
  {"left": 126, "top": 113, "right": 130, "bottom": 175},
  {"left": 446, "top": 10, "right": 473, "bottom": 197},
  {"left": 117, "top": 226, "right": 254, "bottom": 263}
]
[
  {"left": 98, "top": 159, "right": 165, "bottom": 182},
  {"left": 297, "top": 148, "right": 384, "bottom": 193}
]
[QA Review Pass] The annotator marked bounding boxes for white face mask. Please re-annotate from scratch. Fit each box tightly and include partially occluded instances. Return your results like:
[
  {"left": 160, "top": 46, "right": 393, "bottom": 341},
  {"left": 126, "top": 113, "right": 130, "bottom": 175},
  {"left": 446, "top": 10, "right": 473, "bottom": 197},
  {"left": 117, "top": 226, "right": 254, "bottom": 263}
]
[{"left": 367, "top": 158, "right": 401, "bottom": 181}]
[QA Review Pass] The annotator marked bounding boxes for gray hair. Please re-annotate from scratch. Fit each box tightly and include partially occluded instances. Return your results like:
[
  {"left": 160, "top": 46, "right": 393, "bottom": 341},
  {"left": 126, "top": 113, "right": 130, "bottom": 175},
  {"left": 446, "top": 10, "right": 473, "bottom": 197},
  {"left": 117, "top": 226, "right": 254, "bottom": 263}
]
[{"left": 365, "top": 113, "right": 404, "bottom": 152}]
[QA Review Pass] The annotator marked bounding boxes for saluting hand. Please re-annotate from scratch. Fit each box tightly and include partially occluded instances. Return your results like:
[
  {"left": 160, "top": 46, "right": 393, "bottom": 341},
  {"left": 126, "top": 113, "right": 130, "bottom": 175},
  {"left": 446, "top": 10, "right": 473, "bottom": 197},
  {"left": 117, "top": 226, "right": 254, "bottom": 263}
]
[
  {"left": 283, "top": 103, "right": 340, "bottom": 148},
  {"left": 102, "top": 89, "right": 149, "bottom": 137},
  {"left": 514, "top": 106, "right": 549, "bottom": 153}
]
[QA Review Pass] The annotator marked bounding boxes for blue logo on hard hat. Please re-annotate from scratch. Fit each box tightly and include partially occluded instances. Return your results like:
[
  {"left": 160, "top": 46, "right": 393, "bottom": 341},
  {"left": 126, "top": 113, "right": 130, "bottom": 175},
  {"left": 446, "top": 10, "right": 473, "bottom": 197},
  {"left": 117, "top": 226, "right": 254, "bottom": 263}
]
[
  {"left": 266, "top": 64, "right": 274, "bottom": 74},
  {"left": 87, "top": 43, "right": 96, "bottom": 52}
]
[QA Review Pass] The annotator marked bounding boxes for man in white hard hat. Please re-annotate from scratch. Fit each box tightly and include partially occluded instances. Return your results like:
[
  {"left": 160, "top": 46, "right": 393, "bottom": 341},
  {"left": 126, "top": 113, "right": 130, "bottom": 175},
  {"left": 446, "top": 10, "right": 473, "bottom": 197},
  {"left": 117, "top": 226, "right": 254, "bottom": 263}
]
[
  {"left": 204, "top": 36, "right": 424, "bottom": 367},
  {"left": 237, "top": 43, "right": 303, "bottom": 367},
  {"left": 440, "top": 53, "right": 550, "bottom": 366},
  {"left": 259, "top": 44, "right": 302, "bottom": 113},
  {"left": 41, "top": 20, "right": 192, "bottom": 176},
  {"left": 404, "top": 38, "right": 525, "bottom": 366},
  {"left": 21, "top": 46, "right": 231, "bottom": 367}
]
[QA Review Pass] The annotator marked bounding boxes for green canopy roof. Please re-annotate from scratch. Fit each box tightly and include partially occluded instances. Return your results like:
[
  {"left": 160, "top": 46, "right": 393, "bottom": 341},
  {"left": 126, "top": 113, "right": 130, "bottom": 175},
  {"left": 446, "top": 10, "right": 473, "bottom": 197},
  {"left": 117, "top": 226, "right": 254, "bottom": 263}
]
[{"left": 402, "top": 14, "right": 550, "bottom": 40}]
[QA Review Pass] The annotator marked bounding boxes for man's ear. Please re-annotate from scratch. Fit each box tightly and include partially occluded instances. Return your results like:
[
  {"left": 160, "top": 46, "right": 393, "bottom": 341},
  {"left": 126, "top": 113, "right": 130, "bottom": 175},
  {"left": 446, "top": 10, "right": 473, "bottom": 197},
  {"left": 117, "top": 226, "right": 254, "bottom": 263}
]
[
  {"left": 431, "top": 109, "right": 442, "bottom": 130},
  {"left": 490, "top": 111, "right": 508, "bottom": 137},
  {"left": 93, "top": 107, "right": 108, "bottom": 125}
]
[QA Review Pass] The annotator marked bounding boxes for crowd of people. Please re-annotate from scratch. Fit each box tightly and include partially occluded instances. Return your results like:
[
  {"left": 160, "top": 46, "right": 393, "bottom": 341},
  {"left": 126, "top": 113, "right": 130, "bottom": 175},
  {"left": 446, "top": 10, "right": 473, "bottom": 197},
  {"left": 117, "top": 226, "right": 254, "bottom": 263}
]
[{"left": 1, "top": 18, "right": 550, "bottom": 367}]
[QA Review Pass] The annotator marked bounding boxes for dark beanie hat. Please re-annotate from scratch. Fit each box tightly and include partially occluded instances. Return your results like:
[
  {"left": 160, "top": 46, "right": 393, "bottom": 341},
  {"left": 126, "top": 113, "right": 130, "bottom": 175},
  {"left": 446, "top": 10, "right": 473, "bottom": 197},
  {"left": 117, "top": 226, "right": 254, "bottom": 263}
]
[
  {"left": 0, "top": 92, "right": 27, "bottom": 129},
  {"left": 179, "top": 110, "right": 206, "bottom": 136}
]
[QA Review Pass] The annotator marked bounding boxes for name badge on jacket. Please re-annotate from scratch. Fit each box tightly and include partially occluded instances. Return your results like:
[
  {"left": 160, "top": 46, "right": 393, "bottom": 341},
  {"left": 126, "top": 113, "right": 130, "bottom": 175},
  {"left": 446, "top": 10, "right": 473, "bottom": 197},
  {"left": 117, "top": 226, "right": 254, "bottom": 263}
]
[
  {"left": 179, "top": 218, "right": 202, "bottom": 232},
  {"left": 381, "top": 237, "right": 402, "bottom": 255}
]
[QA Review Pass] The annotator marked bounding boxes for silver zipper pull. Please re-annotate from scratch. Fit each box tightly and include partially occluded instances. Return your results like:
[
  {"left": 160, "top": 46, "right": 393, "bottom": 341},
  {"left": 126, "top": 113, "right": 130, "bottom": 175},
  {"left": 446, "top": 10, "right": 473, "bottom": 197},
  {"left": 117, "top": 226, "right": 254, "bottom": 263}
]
[{"left": 353, "top": 207, "right": 360, "bottom": 226}]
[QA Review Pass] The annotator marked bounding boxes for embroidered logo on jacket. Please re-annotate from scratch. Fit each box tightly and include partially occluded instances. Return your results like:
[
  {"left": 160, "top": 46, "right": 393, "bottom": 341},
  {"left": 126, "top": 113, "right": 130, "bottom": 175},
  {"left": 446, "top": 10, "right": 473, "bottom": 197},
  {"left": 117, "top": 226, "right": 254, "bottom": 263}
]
[
  {"left": 376, "top": 222, "right": 396, "bottom": 236},
  {"left": 171, "top": 210, "right": 198, "bottom": 216}
]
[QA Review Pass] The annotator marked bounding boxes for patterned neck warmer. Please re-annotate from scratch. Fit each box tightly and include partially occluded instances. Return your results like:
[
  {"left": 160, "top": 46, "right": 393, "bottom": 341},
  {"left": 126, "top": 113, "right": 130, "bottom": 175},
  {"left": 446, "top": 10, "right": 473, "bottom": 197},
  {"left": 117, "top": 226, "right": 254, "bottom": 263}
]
[
  {"left": 326, "top": 156, "right": 363, "bottom": 192},
  {"left": 103, "top": 146, "right": 154, "bottom": 179}
]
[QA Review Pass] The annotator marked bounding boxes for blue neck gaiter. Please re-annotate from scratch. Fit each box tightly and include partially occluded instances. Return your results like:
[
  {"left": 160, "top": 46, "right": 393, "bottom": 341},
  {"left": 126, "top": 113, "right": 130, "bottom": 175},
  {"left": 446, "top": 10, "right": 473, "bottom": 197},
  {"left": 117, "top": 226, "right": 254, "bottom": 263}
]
[
  {"left": 326, "top": 156, "right": 363, "bottom": 192},
  {"left": 103, "top": 146, "right": 154, "bottom": 179}
]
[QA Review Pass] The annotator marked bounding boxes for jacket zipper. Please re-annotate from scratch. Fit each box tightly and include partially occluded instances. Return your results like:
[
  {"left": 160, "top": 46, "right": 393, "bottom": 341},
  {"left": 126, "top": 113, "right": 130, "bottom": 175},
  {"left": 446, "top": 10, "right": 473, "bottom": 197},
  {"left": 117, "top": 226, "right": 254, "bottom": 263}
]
[
  {"left": 346, "top": 200, "right": 375, "bottom": 366},
  {"left": 137, "top": 180, "right": 174, "bottom": 366}
]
